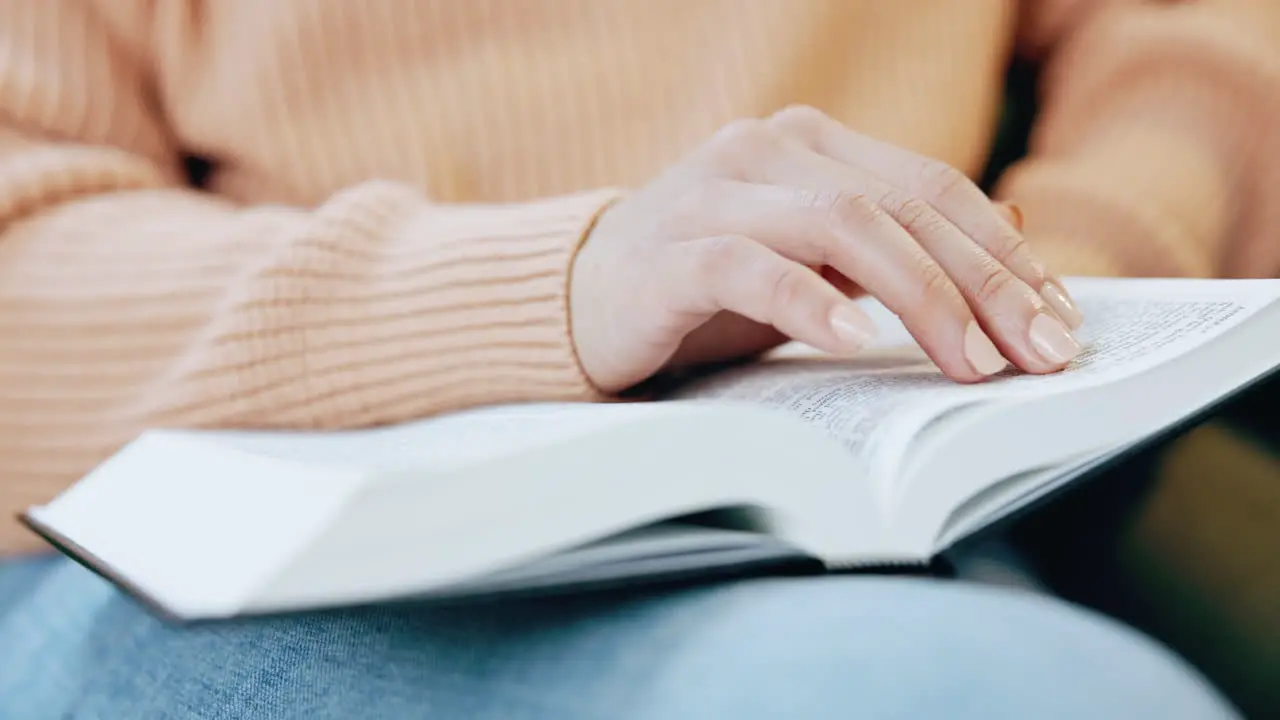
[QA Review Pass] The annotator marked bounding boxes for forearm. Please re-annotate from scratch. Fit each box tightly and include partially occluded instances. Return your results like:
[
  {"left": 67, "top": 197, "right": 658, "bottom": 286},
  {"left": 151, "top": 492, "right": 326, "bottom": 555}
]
[
  {"left": 1004, "top": 0, "right": 1280, "bottom": 278},
  {"left": 0, "top": 0, "right": 629, "bottom": 554},
  {"left": 0, "top": 177, "right": 616, "bottom": 553},
  {"left": 998, "top": 123, "right": 1231, "bottom": 277}
]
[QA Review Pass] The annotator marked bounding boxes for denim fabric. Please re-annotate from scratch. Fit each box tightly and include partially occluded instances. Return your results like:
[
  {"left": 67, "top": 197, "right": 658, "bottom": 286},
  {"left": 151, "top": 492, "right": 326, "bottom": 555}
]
[{"left": 0, "top": 556, "right": 1238, "bottom": 719}]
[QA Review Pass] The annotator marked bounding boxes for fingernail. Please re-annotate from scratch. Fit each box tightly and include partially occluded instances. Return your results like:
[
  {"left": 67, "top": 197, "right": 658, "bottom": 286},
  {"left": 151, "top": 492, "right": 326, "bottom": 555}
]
[
  {"left": 1040, "top": 280, "right": 1083, "bottom": 329},
  {"left": 829, "top": 304, "right": 877, "bottom": 349},
  {"left": 1029, "top": 312, "right": 1081, "bottom": 365},
  {"left": 964, "top": 322, "right": 1008, "bottom": 376},
  {"left": 996, "top": 201, "right": 1024, "bottom": 231}
]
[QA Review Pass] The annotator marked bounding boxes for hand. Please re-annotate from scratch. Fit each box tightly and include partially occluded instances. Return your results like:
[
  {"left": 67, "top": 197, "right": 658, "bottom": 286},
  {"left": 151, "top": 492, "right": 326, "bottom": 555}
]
[{"left": 569, "top": 106, "right": 1084, "bottom": 393}]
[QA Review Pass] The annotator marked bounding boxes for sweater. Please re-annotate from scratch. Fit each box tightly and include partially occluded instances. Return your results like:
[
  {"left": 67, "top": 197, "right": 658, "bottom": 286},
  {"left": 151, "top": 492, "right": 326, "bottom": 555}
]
[{"left": 1, "top": 0, "right": 1278, "bottom": 554}]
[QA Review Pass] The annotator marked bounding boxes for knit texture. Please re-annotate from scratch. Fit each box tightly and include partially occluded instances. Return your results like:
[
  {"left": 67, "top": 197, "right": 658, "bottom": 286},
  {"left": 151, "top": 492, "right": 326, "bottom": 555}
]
[{"left": 1, "top": 0, "right": 1278, "bottom": 553}]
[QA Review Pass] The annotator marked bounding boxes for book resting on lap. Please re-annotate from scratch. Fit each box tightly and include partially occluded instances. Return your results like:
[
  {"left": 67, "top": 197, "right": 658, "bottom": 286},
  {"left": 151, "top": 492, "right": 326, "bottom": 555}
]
[{"left": 20, "top": 277, "right": 1280, "bottom": 621}]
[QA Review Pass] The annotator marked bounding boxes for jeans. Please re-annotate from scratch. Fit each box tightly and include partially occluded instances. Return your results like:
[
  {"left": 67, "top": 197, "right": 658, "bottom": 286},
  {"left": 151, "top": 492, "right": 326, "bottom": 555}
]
[{"left": 0, "top": 556, "right": 1238, "bottom": 719}]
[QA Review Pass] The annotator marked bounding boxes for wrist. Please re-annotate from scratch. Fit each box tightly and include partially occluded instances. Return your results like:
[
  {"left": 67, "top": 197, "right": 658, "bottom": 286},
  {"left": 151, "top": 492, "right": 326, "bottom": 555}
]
[{"left": 567, "top": 195, "right": 629, "bottom": 394}]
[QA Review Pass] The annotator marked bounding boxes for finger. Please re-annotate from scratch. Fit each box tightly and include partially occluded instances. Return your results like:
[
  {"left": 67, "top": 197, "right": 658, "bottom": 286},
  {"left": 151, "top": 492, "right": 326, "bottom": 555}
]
[
  {"left": 992, "top": 199, "right": 1080, "bottom": 328},
  {"left": 665, "top": 181, "right": 843, "bottom": 265},
  {"left": 681, "top": 178, "right": 1075, "bottom": 377},
  {"left": 664, "top": 180, "right": 865, "bottom": 295},
  {"left": 741, "top": 143, "right": 1079, "bottom": 373},
  {"left": 681, "top": 179, "right": 996, "bottom": 380},
  {"left": 672, "top": 235, "right": 878, "bottom": 358},
  {"left": 768, "top": 105, "right": 1083, "bottom": 329},
  {"left": 867, "top": 184, "right": 1079, "bottom": 374}
]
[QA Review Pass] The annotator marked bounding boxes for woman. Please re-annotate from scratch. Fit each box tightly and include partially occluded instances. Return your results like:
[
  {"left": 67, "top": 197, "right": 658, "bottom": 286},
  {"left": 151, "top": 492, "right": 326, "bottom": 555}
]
[{"left": 1, "top": 0, "right": 1275, "bottom": 716}]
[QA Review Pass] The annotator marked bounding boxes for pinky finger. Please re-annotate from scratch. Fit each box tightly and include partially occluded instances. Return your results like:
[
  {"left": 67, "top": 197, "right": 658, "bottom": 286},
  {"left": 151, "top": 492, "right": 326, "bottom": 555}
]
[{"left": 678, "top": 235, "right": 879, "bottom": 356}]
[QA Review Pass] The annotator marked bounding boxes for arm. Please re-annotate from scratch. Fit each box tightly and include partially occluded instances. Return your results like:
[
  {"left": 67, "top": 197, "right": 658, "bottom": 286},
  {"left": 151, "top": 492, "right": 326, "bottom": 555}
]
[
  {"left": 1000, "top": 0, "right": 1280, "bottom": 277},
  {"left": 0, "top": 1, "right": 615, "bottom": 552}
]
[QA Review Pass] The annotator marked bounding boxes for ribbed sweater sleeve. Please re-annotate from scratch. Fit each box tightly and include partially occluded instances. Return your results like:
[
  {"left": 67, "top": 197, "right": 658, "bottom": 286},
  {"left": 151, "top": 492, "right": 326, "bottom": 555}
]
[
  {"left": 1002, "top": 0, "right": 1280, "bottom": 278},
  {"left": 0, "top": 0, "right": 614, "bottom": 553}
]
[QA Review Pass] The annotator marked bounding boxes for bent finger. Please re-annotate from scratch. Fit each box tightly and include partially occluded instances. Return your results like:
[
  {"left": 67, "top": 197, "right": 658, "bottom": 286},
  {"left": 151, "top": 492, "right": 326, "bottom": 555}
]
[
  {"left": 674, "top": 235, "right": 878, "bottom": 357},
  {"left": 873, "top": 187, "right": 1080, "bottom": 373},
  {"left": 768, "top": 105, "right": 1082, "bottom": 329},
  {"left": 729, "top": 149, "right": 1055, "bottom": 378}
]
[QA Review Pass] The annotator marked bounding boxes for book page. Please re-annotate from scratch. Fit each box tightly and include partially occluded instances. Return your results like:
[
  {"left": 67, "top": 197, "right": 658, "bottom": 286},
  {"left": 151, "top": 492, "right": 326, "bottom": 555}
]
[
  {"left": 184, "top": 279, "right": 1275, "bottom": 480},
  {"left": 189, "top": 402, "right": 678, "bottom": 471},
  {"left": 983, "top": 278, "right": 1276, "bottom": 388},
  {"left": 668, "top": 350, "right": 973, "bottom": 485},
  {"left": 670, "top": 278, "right": 1279, "bottom": 482}
]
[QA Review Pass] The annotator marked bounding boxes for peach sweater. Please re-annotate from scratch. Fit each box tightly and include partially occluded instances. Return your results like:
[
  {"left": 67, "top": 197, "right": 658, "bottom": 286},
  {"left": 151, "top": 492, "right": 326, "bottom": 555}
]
[{"left": 2, "top": 0, "right": 1278, "bottom": 553}]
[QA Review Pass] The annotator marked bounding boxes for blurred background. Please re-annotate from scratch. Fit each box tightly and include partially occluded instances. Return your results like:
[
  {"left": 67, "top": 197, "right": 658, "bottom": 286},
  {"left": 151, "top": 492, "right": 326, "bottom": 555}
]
[{"left": 991, "top": 62, "right": 1278, "bottom": 717}]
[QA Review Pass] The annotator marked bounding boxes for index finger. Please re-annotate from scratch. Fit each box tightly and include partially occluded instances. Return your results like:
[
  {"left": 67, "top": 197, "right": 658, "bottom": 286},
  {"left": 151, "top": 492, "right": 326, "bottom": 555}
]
[{"left": 768, "top": 106, "right": 1083, "bottom": 329}]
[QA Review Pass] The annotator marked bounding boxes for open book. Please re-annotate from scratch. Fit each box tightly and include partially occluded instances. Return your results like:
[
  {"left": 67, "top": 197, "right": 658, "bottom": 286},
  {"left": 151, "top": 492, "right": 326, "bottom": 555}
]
[{"left": 22, "top": 277, "right": 1280, "bottom": 620}]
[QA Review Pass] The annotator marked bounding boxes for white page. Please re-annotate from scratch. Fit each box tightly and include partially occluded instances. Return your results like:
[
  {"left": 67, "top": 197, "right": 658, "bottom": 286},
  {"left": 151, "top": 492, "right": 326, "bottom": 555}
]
[
  {"left": 670, "top": 350, "right": 960, "bottom": 488},
  {"left": 160, "top": 279, "right": 1277, "bottom": 484},
  {"left": 673, "top": 278, "right": 1280, "bottom": 489},
  {"left": 185, "top": 402, "right": 677, "bottom": 471},
  {"left": 975, "top": 277, "right": 1279, "bottom": 391}
]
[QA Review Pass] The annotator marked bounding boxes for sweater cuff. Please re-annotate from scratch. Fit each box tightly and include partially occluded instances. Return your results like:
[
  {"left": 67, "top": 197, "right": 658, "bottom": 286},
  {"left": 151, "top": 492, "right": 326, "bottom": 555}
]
[
  {"left": 213, "top": 184, "right": 627, "bottom": 428},
  {"left": 378, "top": 187, "right": 624, "bottom": 409}
]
